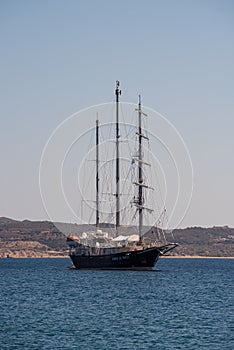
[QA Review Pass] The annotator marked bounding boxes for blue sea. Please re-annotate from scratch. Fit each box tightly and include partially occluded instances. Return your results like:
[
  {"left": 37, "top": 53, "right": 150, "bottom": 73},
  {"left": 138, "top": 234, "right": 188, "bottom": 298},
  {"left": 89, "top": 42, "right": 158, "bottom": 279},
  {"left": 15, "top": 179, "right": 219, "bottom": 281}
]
[{"left": 0, "top": 258, "right": 233, "bottom": 350}]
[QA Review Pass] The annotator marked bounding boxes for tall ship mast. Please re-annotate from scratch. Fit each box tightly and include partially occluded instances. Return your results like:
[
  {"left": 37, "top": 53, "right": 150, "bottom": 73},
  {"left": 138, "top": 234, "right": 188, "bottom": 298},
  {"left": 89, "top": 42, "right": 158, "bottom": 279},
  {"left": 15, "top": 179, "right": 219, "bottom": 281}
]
[
  {"left": 67, "top": 82, "right": 178, "bottom": 270},
  {"left": 138, "top": 95, "right": 143, "bottom": 243},
  {"left": 137, "top": 94, "right": 146, "bottom": 243},
  {"left": 115, "top": 80, "right": 121, "bottom": 232},
  {"left": 96, "top": 118, "right": 99, "bottom": 228}
]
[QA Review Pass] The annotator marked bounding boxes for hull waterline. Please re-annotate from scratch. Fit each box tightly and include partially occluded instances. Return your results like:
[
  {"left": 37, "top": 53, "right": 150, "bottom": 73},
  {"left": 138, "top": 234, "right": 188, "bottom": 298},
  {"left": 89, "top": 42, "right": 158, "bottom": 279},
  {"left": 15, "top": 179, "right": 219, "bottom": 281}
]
[{"left": 70, "top": 247, "right": 161, "bottom": 270}]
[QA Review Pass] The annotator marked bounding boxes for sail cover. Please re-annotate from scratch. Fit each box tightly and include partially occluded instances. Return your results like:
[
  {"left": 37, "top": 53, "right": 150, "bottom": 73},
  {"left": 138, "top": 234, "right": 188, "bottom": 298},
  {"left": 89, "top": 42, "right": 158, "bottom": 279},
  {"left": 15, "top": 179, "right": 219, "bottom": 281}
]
[
  {"left": 112, "top": 235, "right": 128, "bottom": 242},
  {"left": 127, "top": 234, "right": 139, "bottom": 242}
]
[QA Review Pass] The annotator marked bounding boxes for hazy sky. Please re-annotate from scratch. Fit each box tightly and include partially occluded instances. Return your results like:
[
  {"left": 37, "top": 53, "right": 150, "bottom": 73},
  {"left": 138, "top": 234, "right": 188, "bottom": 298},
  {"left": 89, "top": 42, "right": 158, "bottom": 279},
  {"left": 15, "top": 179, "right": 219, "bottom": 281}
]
[{"left": 0, "top": 0, "right": 234, "bottom": 227}]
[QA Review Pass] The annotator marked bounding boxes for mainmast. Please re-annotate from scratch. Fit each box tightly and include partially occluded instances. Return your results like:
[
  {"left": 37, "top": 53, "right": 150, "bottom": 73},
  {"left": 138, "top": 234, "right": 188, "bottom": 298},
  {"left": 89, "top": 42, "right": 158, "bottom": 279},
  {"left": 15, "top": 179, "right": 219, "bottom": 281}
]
[
  {"left": 96, "top": 118, "right": 99, "bottom": 228},
  {"left": 115, "top": 80, "right": 121, "bottom": 231}
]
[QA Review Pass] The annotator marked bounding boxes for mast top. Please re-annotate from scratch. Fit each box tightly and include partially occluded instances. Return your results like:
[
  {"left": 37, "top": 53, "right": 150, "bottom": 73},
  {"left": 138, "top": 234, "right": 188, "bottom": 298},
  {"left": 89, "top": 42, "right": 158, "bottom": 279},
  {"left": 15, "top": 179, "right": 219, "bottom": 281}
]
[{"left": 115, "top": 80, "right": 121, "bottom": 97}]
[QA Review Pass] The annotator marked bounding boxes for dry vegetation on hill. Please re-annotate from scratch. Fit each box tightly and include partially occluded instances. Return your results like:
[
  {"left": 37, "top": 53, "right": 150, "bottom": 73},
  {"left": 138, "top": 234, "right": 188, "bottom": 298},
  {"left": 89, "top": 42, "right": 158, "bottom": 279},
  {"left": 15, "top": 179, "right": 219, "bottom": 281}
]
[{"left": 0, "top": 217, "right": 233, "bottom": 258}]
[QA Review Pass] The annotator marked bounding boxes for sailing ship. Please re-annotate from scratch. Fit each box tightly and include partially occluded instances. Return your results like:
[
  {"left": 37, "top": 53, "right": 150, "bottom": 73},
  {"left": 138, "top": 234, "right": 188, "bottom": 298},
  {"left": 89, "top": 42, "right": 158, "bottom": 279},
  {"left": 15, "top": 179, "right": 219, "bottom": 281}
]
[{"left": 67, "top": 81, "right": 178, "bottom": 269}]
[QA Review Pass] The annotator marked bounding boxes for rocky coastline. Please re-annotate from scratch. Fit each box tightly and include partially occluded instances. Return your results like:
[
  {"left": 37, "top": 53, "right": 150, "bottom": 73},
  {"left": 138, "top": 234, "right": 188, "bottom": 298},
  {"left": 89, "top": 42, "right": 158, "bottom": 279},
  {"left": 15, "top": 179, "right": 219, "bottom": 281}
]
[{"left": 0, "top": 217, "right": 233, "bottom": 258}]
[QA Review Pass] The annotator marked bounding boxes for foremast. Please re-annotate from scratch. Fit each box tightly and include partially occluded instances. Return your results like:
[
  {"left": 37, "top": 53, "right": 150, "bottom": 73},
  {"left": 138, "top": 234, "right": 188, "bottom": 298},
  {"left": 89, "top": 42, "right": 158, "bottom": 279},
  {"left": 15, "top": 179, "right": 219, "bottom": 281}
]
[
  {"left": 138, "top": 95, "right": 143, "bottom": 243},
  {"left": 134, "top": 95, "right": 151, "bottom": 244},
  {"left": 134, "top": 96, "right": 178, "bottom": 253}
]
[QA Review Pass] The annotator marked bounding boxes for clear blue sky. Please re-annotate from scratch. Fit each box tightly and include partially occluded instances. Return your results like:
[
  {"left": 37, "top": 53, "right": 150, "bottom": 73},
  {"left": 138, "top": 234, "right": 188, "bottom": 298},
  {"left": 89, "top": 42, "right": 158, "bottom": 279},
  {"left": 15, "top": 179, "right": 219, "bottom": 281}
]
[{"left": 0, "top": 0, "right": 234, "bottom": 227}]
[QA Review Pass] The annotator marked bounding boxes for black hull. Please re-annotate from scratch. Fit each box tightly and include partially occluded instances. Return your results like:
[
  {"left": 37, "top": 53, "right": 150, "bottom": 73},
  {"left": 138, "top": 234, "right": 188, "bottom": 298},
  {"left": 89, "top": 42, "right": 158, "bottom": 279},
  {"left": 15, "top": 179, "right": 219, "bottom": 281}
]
[{"left": 70, "top": 247, "right": 161, "bottom": 270}]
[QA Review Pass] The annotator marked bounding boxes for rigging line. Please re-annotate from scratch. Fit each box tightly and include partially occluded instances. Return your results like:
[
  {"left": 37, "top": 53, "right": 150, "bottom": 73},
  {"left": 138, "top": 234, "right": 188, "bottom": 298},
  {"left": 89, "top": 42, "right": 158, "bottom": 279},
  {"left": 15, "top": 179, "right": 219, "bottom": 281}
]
[
  {"left": 99, "top": 129, "right": 107, "bottom": 163},
  {"left": 129, "top": 212, "right": 136, "bottom": 231},
  {"left": 161, "top": 219, "right": 167, "bottom": 243},
  {"left": 101, "top": 161, "right": 115, "bottom": 223},
  {"left": 83, "top": 158, "right": 95, "bottom": 195},
  {"left": 144, "top": 132, "right": 166, "bottom": 227},
  {"left": 123, "top": 108, "right": 137, "bottom": 136},
  {"left": 156, "top": 226, "right": 163, "bottom": 243},
  {"left": 106, "top": 125, "right": 115, "bottom": 171},
  {"left": 88, "top": 206, "right": 95, "bottom": 225},
  {"left": 121, "top": 206, "right": 129, "bottom": 226},
  {"left": 143, "top": 117, "right": 149, "bottom": 139},
  {"left": 156, "top": 216, "right": 167, "bottom": 243},
  {"left": 152, "top": 163, "right": 166, "bottom": 222},
  {"left": 84, "top": 126, "right": 95, "bottom": 172},
  {"left": 99, "top": 138, "right": 115, "bottom": 205},
  {"left": 130, "top": 161, "right": 136, "bottom": 183},
  {"left": 121, "top": 186, "right": 134, "bottom": 225},
  {"left": 82, "top": 160, "right": 89, "bottom": 201},
  {"left": 161, "top": 227, "right": 167, "bottom": 244},
  {"left": 105, "top": 210, "right": 114, "bottom": 225},
  {"left": 136, "top": 139, "right": 157, "bottom": 229},
  {"left": 163, "top": 209, "right": 175, "bottom": 241},
  {"left": 110, "top": 202, "right": 115, "bottom": 224},
  {"left": 122, "top": 163, "right": 133, "bottom": 189},
  {"left": 130, "top": 210, "right": 139, "bottom": 233},
  {"left": 119, "top": 103, "right": 135, "bottom": 157},
  {"left": 99, "top": 105, "right": 115, "bottom": 164},
  {"left": 82, "top": 128, "right": 97, "bottom": 199},
  {"left": 106, "top": 156, "right": 115, "bottom": 195}
]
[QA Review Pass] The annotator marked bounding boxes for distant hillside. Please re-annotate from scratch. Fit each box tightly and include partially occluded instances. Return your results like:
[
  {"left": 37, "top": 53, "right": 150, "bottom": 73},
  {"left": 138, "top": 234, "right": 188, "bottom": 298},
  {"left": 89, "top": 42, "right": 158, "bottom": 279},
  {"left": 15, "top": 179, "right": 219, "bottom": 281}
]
[
  {"left": 171, "top": 226, "right": 234, "bottom": 257},
  {"left": 0, "top": 217, "right": 66, "bottom": 258},
  {"left": 0, "top": 217, "right": 233, "bottom": 258}
]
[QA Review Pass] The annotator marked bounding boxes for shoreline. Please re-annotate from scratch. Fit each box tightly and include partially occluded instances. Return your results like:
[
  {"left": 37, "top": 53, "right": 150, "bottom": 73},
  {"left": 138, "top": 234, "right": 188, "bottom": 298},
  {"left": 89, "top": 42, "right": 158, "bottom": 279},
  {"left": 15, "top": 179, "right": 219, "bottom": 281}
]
[
  {"left": 1, "top": 255, "right": 233, "bottom": 259},
  {"left": 163, "top": 255, "right": 234, "bottom": 259}
]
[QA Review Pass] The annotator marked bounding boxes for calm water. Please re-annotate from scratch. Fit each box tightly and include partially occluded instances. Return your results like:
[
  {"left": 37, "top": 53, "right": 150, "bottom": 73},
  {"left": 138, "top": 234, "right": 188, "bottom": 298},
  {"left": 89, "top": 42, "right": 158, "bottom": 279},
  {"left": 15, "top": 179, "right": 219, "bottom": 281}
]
[{"left": 0, "top": 258, "right": 233, "bottom": 350}]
